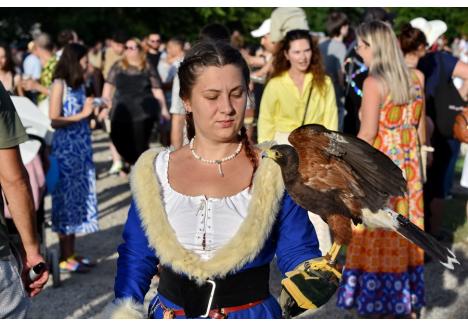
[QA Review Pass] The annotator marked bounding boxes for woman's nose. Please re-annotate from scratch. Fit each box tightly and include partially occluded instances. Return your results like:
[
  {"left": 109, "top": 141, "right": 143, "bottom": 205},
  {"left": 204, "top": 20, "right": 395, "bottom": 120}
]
[{"left": 219, "top": 95, "right": 235, "bottom": 115}]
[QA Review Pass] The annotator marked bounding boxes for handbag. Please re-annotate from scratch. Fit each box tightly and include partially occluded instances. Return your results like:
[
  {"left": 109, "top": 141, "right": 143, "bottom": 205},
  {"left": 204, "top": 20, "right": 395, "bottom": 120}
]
[
  {"left": 433, "top": 53, "right": 468, "bottom": 139},
  {"left": 453, "top": 107, "right": 468, "bottom": 143}
]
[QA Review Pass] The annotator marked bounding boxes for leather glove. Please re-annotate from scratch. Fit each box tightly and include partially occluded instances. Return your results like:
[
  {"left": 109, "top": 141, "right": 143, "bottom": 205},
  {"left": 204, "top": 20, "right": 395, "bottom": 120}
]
[{"left": 280, "top": 258, "right": 342, "bottom": 318}]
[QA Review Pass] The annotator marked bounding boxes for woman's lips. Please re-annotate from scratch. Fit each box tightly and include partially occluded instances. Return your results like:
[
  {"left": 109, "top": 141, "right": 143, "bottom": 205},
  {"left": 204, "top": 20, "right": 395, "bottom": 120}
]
[{"left": 218, "top": 120, "right": 234, "bottom": 128}]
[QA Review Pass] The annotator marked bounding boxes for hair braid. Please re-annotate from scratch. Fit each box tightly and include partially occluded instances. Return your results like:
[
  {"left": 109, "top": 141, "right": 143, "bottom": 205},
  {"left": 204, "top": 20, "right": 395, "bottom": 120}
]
[
  {"left": 239, "top": 126, "right": 258, "bottom": 187},
  {"left": 186, "top": 112, "right": 196, "bottom": 140}
]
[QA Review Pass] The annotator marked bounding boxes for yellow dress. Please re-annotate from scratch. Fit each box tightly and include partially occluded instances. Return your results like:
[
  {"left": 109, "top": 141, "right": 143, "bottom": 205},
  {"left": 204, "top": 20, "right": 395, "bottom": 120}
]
[
  {"left": 257, "top": 71, "right": 338, "bottom": 143},
  {"left": 337, "top": 73, "right": 425, "bottom": 316}
]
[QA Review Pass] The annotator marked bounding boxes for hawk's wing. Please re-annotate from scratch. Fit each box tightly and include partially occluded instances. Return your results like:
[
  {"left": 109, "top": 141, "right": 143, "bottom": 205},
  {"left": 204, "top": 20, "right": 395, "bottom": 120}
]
[
  {"left": 289, "top": 124, "right": 407, "bottom": 212},
  {"left": 288, "top": 126, "right": 365, "bottom": 198}
]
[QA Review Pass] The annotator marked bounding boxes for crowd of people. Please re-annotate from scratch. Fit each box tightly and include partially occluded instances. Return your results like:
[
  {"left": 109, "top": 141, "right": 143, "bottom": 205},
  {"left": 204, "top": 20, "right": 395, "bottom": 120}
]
[{"left": 1, "top": 7, "right": 468, "bottom": 319}]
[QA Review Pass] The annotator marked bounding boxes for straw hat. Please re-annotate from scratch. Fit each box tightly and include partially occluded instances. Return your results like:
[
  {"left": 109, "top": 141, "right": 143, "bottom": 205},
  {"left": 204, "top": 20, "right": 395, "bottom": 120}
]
[{"left": 410, "top": 17, "right": 447, "bottom": 47}]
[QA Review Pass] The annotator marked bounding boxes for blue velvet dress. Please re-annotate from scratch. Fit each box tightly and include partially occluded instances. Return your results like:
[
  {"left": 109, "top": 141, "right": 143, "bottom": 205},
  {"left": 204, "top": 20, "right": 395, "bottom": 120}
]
[{"left": 114, "top": 193, "right": 321, "bottom": 319}]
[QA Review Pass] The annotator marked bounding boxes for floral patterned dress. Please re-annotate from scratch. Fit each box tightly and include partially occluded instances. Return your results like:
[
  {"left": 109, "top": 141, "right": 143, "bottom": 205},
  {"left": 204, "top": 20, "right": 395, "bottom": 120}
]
[
  {"left": 337, "top": 73, "right": 425, "bottom": 316},
  {"left": 37, "top": 57, "right": 57, "bottom": 104},
  {"left": 51, "top": 83, "right": 99, "bottom": 235}
]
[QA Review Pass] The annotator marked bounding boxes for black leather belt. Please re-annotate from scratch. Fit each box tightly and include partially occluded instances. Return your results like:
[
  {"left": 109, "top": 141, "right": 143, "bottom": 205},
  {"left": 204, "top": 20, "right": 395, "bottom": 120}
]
[{"left": 157, "top": 264, "right": 270, "bottom": 318}]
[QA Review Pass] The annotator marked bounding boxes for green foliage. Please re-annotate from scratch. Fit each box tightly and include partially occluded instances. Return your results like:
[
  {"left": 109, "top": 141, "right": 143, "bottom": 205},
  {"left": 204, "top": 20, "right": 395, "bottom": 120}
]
[
  {"left": 391, "top": 8, "right": 468, "bottom": 38},
  {"left": 0, "top": 7, "right": 467, "bottom": 47},
  {"left": 303, "top": 8, "right": 366, "bottom": 34}
]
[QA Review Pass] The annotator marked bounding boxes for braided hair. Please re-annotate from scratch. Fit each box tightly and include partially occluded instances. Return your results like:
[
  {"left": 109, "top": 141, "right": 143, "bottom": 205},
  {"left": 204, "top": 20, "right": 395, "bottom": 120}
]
[{"left": 179, "top": 40, "right": 258, "bottom": 180}]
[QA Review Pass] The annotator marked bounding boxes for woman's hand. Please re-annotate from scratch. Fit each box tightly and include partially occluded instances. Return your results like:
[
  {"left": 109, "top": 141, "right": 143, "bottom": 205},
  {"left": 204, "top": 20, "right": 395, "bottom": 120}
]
[
  {"left": 161, "top": 108, "right": 171, "bottom": 121},
  {"left": 101, "top": 97, "right": 112, "bottom": 109},
  {"left": 21, "top": 79, "right": 39, "bottom": 92},
  {"left": 97, "top": 108, "right": 110, "bottom": 122},
  {"left": 81, "top": 97, "right": 95, "bottom": 119},
  {"left": 96, "top": 98, "right": 112, "bottom": 122}
]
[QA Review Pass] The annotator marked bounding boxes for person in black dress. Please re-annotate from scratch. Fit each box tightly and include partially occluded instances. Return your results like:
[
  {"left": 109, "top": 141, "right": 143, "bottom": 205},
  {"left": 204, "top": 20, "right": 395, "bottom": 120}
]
[{"left": 102, "top": 37, "right": 170, "bottom": 166}]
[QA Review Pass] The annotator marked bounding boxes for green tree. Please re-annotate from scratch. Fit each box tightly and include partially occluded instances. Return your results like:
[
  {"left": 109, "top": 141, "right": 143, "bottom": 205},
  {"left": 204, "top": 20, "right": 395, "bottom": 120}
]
[
  {"left": 390, "top": 7, "right": 468, "bottom": 38},
  {"left": 1, "top": 7, "right": 467, "bottom": 47}
]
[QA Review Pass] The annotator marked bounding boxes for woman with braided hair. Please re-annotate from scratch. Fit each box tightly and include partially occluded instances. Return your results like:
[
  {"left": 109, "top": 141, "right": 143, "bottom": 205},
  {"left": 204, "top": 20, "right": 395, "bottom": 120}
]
[{"left": 110, "top": 40, "right": 329, "bottom": 319}]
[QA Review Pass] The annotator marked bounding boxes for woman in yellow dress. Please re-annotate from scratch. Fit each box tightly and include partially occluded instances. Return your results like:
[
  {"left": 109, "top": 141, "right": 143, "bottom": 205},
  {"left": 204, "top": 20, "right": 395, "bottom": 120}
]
[{"left": 257, "top": 29, "right": 338, "bottom": 144}]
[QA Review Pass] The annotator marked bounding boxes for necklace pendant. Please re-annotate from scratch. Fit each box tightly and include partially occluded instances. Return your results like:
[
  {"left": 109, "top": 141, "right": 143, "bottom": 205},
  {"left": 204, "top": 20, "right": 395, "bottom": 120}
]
[
  {"left": 217, "top": 162, "right": 224, "bottom": 177},
  {"left": 189, "top": 137, "right": 242, "bottom": 178}
]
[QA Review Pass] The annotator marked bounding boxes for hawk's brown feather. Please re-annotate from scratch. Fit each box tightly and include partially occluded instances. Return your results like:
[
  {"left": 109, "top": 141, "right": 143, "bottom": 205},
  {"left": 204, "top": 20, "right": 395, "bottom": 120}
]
[
  {"left": 267, "top": 124, "right": 458, "bottom": 269},
  {"left": 268, "top": 124, "right": 407, "bottom": 245}
]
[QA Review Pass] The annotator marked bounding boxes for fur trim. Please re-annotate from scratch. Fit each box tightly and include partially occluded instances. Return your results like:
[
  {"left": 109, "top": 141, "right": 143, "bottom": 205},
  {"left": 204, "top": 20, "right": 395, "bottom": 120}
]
[
  {"left": 109, "top": 298, "right": 144, "bottom": 319},
  {"left": 130, "top": 146, "right": 284, "bottom": 285}
]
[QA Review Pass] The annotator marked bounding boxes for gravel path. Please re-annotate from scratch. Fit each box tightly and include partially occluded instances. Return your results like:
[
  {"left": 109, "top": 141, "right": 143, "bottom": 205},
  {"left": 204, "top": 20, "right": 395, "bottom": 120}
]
[{"left": 27, "top": 130, "right": 468, "bottom": 318}]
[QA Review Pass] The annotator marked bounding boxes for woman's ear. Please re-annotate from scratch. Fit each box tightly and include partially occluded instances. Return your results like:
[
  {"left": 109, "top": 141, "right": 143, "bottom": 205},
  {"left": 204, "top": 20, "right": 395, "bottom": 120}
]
[{"left": 183, "top": 100, "right": 192, "bottom": 113}]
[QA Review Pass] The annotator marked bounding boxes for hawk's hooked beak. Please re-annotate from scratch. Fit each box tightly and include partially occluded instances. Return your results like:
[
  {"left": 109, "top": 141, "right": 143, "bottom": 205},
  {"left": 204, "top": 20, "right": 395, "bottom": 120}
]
[{"left": 262, "top": 149, "right": 277, "bottom": 160}]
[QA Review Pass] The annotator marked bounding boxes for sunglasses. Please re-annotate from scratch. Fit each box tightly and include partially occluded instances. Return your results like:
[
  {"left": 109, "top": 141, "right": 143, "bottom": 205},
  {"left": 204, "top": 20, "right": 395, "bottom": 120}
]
[
  {"left": 354, "top": 41, "right": 370, "bottom": 52},
  {"left": 125, "top": 45, "right": 139, "bottom": 51}
]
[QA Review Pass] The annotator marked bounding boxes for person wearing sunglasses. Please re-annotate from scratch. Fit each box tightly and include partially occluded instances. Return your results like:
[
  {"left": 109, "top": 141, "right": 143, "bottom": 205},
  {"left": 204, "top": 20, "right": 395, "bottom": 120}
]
[
  {"left": 337, "top": 21, "right": 426, "bottom": 318},
  {"left": 101, "top": 37, "right": 170, "bottom": 172}
]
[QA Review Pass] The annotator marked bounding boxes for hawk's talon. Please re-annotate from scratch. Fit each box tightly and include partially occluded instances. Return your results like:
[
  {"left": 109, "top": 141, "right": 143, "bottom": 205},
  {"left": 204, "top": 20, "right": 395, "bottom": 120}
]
[{"left": 306, "top": 258, "right": 343, "bottom": 280}]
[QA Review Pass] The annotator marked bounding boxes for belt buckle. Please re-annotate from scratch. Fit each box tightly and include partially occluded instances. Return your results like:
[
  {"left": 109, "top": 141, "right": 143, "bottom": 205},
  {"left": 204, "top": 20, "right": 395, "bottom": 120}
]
[{"left": 200, "top": 279, "right": 216, "bottom": 318}]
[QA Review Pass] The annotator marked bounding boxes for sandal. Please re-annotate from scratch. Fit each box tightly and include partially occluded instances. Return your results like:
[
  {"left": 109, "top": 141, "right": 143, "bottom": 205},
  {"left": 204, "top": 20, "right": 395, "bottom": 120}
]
[
  {"left": 72, "top": 254, "right": 96, "bottom": 267},
  {"left": 59, "top": 257, "right": 90, "bottom": 273}
]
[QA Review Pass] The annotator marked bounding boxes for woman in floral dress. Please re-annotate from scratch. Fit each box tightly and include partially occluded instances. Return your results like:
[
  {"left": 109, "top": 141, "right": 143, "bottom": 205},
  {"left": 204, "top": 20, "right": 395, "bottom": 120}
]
[
  {"left": 337, "top": 21, "right": 426, "bottom": 317},
  {"left": 49, "top": 43, "right": 99, "bottom": 273}
]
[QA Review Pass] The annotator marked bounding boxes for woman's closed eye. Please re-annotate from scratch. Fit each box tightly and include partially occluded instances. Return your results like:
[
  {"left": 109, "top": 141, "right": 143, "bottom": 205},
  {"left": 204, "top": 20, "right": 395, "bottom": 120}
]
[
  {"left": 230, "top": 87, "right": 245, "bottom": 98},
  {"left": 205, "top": 95, "right": 218, "bottom": 101},
  {"left": 231, "top": 90, "right": 244, "bottom": 98}
]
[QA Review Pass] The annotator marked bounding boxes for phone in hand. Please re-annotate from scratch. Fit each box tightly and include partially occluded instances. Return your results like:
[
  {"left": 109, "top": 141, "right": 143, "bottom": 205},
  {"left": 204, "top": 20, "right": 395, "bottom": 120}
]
[{"left": 92, "top": 98, "right": 106, "bottom": 107}]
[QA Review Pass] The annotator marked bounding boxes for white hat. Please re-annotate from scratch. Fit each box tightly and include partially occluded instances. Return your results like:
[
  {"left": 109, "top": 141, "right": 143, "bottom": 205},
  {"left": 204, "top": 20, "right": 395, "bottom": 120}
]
[
  {"left": 410, "top": 17, "right": 447, "bottom": 47},
  {"left": 251, "top": 19, "right": 271, "bottom": 38}
]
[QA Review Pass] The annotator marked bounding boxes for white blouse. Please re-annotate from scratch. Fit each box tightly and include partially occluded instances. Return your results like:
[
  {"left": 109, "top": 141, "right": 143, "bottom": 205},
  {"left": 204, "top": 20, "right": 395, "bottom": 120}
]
[{"left": 155, "top": 149, "right": 252, "bottom": 260}]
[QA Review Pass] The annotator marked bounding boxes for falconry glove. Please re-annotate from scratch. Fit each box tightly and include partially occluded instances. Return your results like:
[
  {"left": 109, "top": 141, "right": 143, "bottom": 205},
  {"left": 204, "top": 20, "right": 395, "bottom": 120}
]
[{"left": 280, "top": 257, "right": 342, "bottom": 318}]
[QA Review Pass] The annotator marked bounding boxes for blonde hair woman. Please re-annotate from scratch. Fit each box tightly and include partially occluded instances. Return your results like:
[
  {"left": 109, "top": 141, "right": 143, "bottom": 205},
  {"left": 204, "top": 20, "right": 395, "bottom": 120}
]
[
  {"left": 336, "top": 21, "right": 426, "bottom": 318},
  {"left": 101, "top": 37, "right": 170, "bottom": 169}
]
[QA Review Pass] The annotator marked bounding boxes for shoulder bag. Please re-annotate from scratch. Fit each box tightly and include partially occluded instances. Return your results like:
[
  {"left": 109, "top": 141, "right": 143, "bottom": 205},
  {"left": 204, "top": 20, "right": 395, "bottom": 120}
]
[{"left": 433, "top": 54, "right": 468, "bottom": 139}]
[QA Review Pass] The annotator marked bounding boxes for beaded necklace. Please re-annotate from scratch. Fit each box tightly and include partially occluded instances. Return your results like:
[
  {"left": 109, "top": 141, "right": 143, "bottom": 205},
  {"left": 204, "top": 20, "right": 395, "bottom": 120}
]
[{"left": 189, "top": 137, "right": 243, "bottom": 177}]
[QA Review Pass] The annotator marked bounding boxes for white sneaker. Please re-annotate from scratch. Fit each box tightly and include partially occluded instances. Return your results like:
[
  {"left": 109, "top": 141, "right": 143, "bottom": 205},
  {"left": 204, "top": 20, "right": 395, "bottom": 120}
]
[{"left": 108, "top": 161, "right": 123, "bottom": 175}]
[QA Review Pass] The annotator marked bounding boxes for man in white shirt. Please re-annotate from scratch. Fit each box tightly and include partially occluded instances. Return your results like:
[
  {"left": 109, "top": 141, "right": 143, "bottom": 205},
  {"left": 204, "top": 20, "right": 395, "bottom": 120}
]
[{"left": 22, "top": 41, "right": 41, "bottom": 103}]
